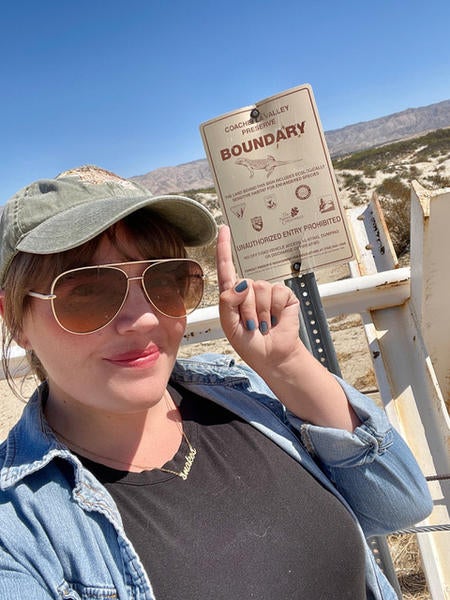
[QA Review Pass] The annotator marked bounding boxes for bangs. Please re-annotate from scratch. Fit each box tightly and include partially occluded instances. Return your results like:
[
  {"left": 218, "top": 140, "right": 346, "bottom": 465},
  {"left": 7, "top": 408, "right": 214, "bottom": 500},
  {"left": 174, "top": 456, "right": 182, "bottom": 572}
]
[{"left": 10, "top": 210, "right": 187, "bottom": 293}]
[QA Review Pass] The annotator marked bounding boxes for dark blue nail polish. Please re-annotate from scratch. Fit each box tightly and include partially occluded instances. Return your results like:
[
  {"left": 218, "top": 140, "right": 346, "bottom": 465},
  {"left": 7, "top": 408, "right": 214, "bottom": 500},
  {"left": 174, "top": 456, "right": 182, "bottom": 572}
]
[
  {"left": 259, "top": 321, "right": 269, "bottom": 334},
  {"left": 235, "top": 280, "right": 248, "bottom": 293},
  {"left": 271, "top": 315, "right": 278, "bottom": 327},
  {"left": 246, "top": 319, "right": 256, "bottom": 331}
]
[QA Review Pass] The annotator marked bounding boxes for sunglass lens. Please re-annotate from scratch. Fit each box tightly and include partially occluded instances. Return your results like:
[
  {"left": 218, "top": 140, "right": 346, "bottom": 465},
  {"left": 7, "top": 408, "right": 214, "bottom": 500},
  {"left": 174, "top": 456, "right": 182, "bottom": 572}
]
[
  {"left": 53, "top": 268, "right": 127, "bottom": 333},
  {"left": 143, "top": 260, "right": 204, "bottom": 317}
]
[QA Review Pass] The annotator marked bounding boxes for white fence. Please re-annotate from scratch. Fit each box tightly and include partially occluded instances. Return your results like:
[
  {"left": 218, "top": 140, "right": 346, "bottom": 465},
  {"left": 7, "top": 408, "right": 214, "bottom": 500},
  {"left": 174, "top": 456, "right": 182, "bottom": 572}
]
[{"left": 183, "top": 184, "right": 450, "bottom": 598}]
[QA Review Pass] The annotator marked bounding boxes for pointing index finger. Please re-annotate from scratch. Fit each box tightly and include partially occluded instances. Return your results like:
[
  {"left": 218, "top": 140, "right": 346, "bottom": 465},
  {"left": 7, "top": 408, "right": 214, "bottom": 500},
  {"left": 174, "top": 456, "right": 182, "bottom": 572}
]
[{"left": 216, "top": 225, "right": 238, "bottom": 293}]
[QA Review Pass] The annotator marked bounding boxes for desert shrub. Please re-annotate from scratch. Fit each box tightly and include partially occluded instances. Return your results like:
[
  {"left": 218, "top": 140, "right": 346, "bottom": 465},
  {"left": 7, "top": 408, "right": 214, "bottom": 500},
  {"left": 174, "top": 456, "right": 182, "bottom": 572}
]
[
  {"left": 341, "top": 172, "right": 367, "bottom": 192},
  {"left": 411, "top": 154, "right": 431, "bottom": 164},
  {"left": 376, "top": 176, "right": 410, "bottom": 201},
  {"left": 413, "top": 129, "right": 450, "bottom": 161},
  {"left": 349, "top": 192, "right": 367, "bottom": 206},
  {"left": 333, "top": 127, "right": 450, "bottom": 171},
  {"left": 363, "top": 165, "right": 377, "bottom": 178},
  {"left": 425, "top": 173, "right": 450, "bottom": 188},
  {"left": 379, "top": 195, "right": 411, "bottom": 257},
  {"left": 376, "top": 176, "right": 411, "bottom": 256},
  {"left": 182, "top": 186, "right": 216, "bottom": 197},
  {"left": 408, "top": 165, "right": 422, "bottom": 178}
]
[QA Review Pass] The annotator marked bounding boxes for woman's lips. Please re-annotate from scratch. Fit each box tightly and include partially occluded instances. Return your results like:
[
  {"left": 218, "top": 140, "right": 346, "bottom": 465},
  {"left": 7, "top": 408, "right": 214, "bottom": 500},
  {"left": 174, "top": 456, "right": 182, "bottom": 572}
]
[{"left": 104, "top": 346, "right": 160, "bottom": 368}]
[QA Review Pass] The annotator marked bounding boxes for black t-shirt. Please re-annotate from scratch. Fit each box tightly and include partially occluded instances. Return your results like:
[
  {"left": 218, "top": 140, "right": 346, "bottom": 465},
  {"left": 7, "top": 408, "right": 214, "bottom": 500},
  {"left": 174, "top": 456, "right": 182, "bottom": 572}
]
[{"left": 80, "top": 385, "right": 366, "bottom": 599}]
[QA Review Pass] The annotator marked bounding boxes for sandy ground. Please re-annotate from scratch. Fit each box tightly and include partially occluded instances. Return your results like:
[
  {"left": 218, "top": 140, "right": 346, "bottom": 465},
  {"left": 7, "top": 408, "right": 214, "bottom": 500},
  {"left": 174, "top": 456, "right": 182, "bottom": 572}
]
[{"left": 0, "top": 372, "right": 35, "bottom": 440}]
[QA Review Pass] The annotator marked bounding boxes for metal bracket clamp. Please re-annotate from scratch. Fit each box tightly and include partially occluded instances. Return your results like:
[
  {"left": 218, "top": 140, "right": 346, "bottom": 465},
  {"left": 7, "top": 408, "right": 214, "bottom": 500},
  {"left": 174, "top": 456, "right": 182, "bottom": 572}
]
[{"left": 285, "top": 272, "right": 342, "bottom": 376}]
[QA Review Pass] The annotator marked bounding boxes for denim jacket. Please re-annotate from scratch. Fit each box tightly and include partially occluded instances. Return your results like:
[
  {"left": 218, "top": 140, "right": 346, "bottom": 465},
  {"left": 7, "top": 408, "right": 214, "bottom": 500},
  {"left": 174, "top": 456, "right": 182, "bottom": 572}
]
[{"left": 0, "top": 354, "right": 432, "bottom": 599}]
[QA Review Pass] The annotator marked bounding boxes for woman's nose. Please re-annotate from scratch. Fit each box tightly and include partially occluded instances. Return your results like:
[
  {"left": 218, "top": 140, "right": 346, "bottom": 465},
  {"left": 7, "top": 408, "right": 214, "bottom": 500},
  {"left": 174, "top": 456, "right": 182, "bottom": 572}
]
[{"left": 114, "top": 278, "right": 160, "bottom": 332}]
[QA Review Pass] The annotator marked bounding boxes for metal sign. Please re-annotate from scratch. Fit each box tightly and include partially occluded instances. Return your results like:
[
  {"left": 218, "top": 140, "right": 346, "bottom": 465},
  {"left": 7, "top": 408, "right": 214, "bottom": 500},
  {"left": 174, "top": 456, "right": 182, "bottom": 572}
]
[{"left": 200, "top": 84, "right": 354, "bottom": 282}]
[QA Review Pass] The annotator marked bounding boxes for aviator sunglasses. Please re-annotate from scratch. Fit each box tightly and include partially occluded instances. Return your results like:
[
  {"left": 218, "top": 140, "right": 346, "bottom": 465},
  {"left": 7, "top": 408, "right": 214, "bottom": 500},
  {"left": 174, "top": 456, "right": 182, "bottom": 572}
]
[{"left": 28, "top": 259, "right": 205, "bottom": 335}]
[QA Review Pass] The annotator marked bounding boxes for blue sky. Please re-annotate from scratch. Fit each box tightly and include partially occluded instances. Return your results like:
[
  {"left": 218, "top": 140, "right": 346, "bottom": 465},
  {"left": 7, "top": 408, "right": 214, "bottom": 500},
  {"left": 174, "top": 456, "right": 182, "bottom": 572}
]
[{"left": 1, "top": 0, "right": 450, "bottom": 202}]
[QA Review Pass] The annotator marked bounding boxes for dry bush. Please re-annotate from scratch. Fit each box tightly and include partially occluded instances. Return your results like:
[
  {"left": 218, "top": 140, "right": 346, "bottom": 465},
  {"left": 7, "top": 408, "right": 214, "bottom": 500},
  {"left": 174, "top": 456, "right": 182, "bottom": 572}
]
[
  {"left": 379, "top": 195, "right": 411, "bottom": 257},
  {"left": 387, "top": 534, "right": 430, "bottom": 599}
]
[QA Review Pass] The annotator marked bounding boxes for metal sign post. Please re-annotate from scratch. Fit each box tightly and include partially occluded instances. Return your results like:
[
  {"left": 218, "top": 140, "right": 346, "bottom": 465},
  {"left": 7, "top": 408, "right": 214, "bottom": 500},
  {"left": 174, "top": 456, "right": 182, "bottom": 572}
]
[
  {"left": 285, "top": 271, "right": 341, "bottom": 375},
  {"left": 286, "top": 270, "right": 402, "bottom": 599}
]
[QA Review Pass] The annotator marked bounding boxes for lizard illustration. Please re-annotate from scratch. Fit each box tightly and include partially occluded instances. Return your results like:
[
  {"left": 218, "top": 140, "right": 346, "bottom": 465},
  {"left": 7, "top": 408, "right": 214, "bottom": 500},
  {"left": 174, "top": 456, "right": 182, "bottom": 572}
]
[{"left": 235, "top": 155, "right": 302, "bottom": 178}]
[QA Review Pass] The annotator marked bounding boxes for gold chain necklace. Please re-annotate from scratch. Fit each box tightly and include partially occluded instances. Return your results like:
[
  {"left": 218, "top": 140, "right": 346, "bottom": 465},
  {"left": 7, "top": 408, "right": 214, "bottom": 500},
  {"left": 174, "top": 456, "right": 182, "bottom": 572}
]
[{"left": 52, "top": 418, "right": 197, "bottom": 481}]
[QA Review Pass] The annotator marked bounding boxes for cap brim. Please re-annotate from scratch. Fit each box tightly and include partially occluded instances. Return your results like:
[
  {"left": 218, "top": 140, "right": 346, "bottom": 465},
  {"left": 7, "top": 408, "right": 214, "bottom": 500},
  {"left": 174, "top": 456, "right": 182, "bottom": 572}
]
[{"left": 16, "top": 193, "right": 217, "bottom": 254}]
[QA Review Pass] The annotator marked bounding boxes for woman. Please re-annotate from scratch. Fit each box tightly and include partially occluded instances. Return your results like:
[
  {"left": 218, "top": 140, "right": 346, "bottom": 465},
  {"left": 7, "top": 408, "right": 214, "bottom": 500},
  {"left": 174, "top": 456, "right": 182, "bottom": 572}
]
[{"left": 0, "top": 166, "right": 432, "bottom": 599}]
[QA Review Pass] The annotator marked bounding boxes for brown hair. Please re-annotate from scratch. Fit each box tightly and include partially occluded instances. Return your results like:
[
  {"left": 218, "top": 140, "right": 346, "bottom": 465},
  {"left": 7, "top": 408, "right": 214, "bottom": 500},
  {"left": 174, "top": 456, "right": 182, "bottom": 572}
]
[{"left": 1, "top": 210, "right": 187, "bottom": 393}]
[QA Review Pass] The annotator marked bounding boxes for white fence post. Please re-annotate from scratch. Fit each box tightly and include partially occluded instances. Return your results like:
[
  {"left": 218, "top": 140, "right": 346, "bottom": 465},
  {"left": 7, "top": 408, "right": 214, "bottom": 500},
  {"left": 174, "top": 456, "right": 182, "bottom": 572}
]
[{"left": 410, "top": 181, "right": 450, "bottom": 405}]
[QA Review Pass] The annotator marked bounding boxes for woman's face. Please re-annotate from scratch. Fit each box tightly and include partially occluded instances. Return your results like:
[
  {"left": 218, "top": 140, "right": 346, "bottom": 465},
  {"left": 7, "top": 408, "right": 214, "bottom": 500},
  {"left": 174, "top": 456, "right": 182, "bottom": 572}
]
[{"left": 19, "top": 227, "right": 187, "bottom": 417}]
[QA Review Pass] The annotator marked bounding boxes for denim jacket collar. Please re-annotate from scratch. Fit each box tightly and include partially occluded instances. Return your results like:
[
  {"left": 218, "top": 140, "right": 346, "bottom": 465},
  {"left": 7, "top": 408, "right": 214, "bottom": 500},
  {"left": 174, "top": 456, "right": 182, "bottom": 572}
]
[{"left": 0, "top": 384, "right": 68, "bottom": 490}]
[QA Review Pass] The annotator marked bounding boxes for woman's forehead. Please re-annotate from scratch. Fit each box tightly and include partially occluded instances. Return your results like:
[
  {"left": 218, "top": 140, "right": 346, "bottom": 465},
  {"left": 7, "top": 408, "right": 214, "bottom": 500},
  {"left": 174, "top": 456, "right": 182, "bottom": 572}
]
[
  {"left": 91, "top": 227, "right": 145, "bottom": 264},
  {"left": 88, "top": 219, "right": 182, "bottom": 266}
]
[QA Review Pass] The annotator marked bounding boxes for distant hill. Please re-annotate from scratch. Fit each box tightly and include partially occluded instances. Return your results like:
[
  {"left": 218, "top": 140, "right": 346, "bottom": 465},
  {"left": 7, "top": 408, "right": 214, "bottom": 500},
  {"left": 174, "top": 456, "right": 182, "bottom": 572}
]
[
  {"left": 132, "top": 159, "right": 213, "bottom": 198},
  {"left": 131, "top": 99, "right": 450, "bottom": 195},
  {"left": 326, "top": 99, "right": 450, "bottom": 156}
]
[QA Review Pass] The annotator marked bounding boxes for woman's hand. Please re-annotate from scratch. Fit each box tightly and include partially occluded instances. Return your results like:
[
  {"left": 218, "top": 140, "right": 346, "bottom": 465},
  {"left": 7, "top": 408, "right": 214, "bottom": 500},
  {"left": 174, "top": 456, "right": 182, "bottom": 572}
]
[
  {"left": 216, "top": 225, "right": 302, "bottom": 373},
  {"left": 215, "top": 225, "right": 360, "bottom": 431}
]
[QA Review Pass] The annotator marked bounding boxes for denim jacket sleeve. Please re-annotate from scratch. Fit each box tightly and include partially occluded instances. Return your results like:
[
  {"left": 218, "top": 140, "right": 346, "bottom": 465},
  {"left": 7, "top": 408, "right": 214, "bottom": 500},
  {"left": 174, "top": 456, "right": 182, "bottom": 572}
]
[
  {"left": 0, "top": 550, "right": 53, "bottom": 599},
  {"left": 289, "top": 376, "right": 433, "bottom": 537}
]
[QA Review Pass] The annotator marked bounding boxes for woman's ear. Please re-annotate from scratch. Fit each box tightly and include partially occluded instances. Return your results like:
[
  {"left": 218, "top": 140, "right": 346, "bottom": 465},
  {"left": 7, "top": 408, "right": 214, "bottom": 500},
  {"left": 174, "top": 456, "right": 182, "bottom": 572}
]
[
  {"left": 0, "top": 289, "right": 31, "bottom": 350},
  {"left": 0, "top": 289, "right": 5, "bottom": 319}
]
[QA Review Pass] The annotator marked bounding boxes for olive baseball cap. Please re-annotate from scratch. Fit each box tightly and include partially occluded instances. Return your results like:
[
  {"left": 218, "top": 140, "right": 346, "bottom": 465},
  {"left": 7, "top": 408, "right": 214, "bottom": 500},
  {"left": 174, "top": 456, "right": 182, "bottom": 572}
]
[{"left": 0, "top": 165, "right": 218, "bottom": 286}]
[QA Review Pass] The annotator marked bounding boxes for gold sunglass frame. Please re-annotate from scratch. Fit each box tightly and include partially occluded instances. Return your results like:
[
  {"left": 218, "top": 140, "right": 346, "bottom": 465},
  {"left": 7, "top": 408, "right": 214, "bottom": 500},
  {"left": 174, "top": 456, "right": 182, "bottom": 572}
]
[{"left": 28, "top": 258, "right": 205, "bottom": 335}]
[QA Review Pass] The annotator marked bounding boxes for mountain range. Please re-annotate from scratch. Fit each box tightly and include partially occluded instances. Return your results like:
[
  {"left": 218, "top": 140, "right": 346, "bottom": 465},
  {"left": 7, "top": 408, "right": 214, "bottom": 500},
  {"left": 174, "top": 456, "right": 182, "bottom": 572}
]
[{"left": 131, "top": 99, "right": 450, "bottom": 195}]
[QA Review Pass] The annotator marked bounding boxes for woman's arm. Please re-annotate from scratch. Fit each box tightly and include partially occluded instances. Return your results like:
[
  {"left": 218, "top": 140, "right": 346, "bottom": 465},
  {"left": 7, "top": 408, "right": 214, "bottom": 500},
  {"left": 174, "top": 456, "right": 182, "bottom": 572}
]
[{"left": 216, "top": 224, "right": 433, "bottom": 535}]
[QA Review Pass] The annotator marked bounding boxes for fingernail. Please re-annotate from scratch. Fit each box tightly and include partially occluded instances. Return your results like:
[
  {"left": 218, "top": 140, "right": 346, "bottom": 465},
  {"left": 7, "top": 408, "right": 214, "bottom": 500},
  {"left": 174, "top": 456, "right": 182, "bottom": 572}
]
[
  {"left": 246, "top": 319, "right": 256, "bottom": 331},
  {"left": 259, "top": 321, "right": 269, "bottom": 335},
  {"left": 271, "top": 315, "right": 278, "bottom": 327},
  {"left": 235, "top": 280, "right": 248, "bottom": 293}
]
